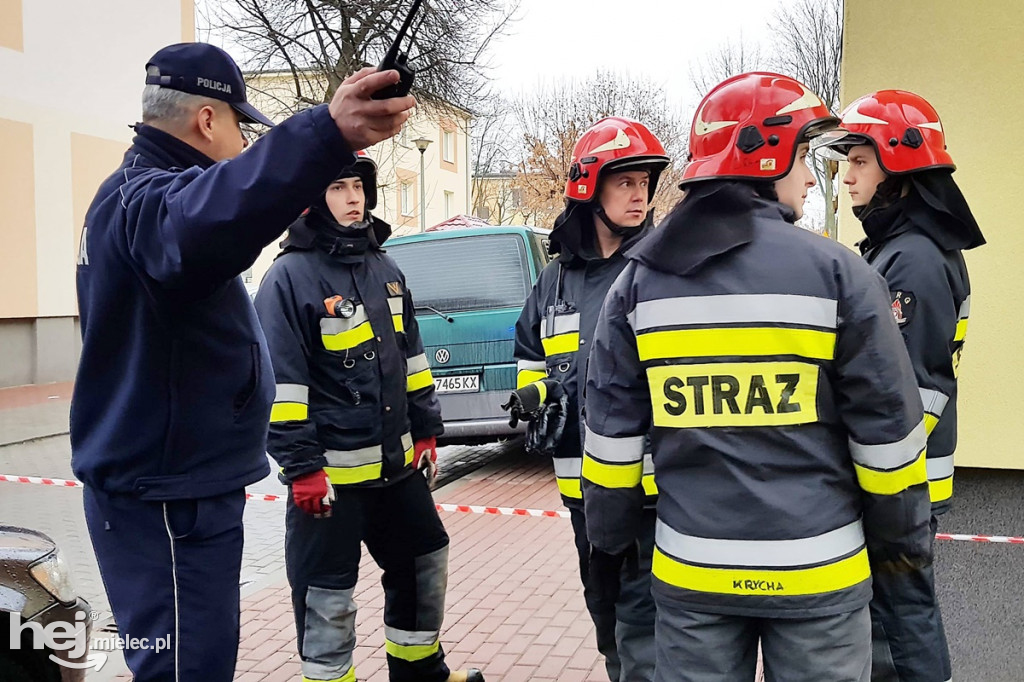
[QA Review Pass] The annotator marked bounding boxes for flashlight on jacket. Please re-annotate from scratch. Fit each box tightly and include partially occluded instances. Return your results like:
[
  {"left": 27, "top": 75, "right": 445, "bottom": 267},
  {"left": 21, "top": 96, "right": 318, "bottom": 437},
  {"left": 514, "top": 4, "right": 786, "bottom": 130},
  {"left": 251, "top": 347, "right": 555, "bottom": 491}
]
[{"left": 324, "top": 295, "right": 356, "bottom": 319}]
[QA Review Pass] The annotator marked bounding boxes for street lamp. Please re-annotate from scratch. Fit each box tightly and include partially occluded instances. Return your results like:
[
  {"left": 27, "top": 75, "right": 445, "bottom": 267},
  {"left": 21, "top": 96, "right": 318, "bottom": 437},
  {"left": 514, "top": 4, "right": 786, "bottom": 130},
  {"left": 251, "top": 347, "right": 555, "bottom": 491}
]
[{"left": 412, "top": 137, "right": 432, "bottom": 232}]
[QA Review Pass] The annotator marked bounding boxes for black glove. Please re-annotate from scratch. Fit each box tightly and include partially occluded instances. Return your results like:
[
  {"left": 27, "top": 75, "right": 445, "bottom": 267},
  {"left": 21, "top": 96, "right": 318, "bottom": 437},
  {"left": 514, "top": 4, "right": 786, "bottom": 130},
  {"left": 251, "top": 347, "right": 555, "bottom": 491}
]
[
  {"left": 502, "top": 378, "right": 563, "bottom": 426},
  {"left": 587, "top": 543, "right": 639, "bottom": 610}
]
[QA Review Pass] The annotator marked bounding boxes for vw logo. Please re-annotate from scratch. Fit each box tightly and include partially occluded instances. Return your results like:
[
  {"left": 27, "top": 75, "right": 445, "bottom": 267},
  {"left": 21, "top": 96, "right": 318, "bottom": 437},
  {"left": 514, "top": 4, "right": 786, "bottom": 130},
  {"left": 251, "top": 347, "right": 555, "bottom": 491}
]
[{"left": 434, "top": 348, "right": 450, "bottom": 364}]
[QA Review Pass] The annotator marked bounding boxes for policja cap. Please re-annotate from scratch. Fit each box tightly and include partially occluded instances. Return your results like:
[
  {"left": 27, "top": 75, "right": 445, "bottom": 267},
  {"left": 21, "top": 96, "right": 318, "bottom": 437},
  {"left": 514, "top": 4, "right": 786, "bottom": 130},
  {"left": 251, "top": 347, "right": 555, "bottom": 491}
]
[{"left": 145, "top": 42, "right": 275, "bottom": 127}]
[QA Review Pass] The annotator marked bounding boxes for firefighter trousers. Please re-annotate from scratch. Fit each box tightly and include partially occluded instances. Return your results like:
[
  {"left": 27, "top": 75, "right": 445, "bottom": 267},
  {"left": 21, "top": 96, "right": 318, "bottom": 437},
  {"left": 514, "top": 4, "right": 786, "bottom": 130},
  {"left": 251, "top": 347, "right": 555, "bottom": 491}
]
[
  {"left": 652, "top": 599, "right": 871, "bottom": 682},
  {"left": 570, "top": 506, "right": 657, "bottom": 682},
  {"left": 285, "top": 471, "right": 452, "bottom": 682},
  {"left": 870, "top": 515, "right": 951, "bottom": 682}
]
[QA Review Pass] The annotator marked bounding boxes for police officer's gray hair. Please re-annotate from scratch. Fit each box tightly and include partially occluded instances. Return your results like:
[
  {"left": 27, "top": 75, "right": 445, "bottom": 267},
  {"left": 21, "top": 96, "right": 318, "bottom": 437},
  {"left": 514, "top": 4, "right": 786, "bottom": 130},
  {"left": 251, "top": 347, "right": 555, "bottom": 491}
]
[{"left": 141, "top": 67, "right": 219, "bottom": 125}]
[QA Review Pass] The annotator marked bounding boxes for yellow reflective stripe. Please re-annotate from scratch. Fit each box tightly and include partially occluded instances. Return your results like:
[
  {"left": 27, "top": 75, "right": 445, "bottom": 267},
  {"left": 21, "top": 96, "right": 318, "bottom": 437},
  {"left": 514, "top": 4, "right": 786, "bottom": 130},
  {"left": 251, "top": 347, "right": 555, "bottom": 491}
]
[
  {"left": 924, "top": 413, "right": 939, "bottom": 435},
  {"left": 642, "top": 473, "right": 658, "bottom": 496},
  {"left": 929, "top": 476, "right": 953, "bottom": 504},
  {"left": 853, "top": 450, "right": 927, "bottom": 496},
  {"left": 407, "top": 368, "right": 434, "bottom": 392},
  {"left": 636, "top": 327, "right": 836, "bottom": 362},
  {"left": 556, "top": 477, "right": 582, "bottom": 499},
  {"left": 270, "top": 402, "right": 308, "bottom": 423},
  {"left": 322, "top": 321, "right": 374, "bottom": 351},
  {"left": 954, "top": 319, "right": 968, "bottom": 343},
  {"left": 582, "top": 455, "right": 643, "bottom": 488},
  {"left": 542, "top": 333, "right": 579, "bottom": 356},
  {"left": 393, "top": 314, "right": 405, "bottom": 334},
  {"left": 404, "top": 444, "right": 415, "bottom": 467},
  {"left": 517, "top": 369, "right": 547, "bottom": 389},
  {"left": 652, "top": 547, "right": 871, "bottom": 597},
  {"left": 302, "top": 669, "right": 355, "bottom": 682},
  {"left": 385, "top": 638, "right": 440, "bottom": 662},
  {"left": 325, "top": 462, "right": 382, "bottom": 485}
]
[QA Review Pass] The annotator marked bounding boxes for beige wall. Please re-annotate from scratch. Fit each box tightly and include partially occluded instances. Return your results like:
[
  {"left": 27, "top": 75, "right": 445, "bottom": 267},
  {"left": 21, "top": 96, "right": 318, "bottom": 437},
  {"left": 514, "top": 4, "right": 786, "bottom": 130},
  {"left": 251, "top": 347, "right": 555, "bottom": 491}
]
[
  {"left": 181, "top": 0, "right": 195, "bottom": 42},
  {"left": 71, "top": 133, "right": 130, "bottom": 261},
  {"left": 841, "top": 0, "right": 1024, "bottom": 469},
  {"left": 0, "top": 118, "right": 37, "bottom": 318},
  {"left": 1, "top": 0, "right": 23, "bottom": 52}
]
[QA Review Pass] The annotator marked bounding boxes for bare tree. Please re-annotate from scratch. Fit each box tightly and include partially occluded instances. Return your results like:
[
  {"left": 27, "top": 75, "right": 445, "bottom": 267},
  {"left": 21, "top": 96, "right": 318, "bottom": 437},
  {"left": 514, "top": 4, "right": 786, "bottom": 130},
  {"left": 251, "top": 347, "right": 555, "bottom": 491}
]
[
  {"left": 470, "top": 98, "right": 519, "bottom": 224},
  {"left": 770, "top": 0, "right": 844, "bottom": 237},
  {"left": 689, "top": 36, "right": 764, "bottom": 98},
  {"left": 509, "top": 71, "right": 689, "bottom": 228},
  {"left": 204, "top": 0, "right": 519, "bottom": 111}
]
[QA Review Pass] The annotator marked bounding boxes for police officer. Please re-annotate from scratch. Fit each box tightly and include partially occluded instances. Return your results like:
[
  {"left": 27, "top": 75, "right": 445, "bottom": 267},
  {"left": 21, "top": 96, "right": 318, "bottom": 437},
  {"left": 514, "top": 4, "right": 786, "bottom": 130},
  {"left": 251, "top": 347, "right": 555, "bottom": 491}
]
[
  {"left": 254, "top": 153, "right": 483, "bottom": 682},
  {"left": 72, "top": 42, "right": 414, "bottom": 681},
  {"left": 512, "top": 117, "right": 669, "bottom": 682},
  {"left": 583, "top": 73, "right": 942, "bottom": 681},
  {"left": 815, "top": 90, "right": 985, "bottom": 682}
]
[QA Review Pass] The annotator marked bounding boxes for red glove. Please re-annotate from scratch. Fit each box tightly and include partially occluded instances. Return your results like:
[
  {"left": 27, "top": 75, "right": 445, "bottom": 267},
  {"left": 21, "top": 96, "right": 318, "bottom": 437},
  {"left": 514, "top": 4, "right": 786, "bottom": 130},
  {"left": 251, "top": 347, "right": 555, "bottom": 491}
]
[
  {"left": 413, "top": 437, "right": 438, "bottom": 485},
  {"left": 291, "top": 469, "right": 332, "bottom": 516}
]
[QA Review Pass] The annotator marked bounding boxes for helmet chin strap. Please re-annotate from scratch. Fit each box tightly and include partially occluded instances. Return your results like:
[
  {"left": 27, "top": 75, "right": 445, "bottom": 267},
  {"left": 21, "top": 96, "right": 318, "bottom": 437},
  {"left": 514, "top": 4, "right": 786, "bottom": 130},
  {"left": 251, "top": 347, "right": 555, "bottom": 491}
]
[{"left": 594, "top": 205, "right": 643, "bottom": 237}]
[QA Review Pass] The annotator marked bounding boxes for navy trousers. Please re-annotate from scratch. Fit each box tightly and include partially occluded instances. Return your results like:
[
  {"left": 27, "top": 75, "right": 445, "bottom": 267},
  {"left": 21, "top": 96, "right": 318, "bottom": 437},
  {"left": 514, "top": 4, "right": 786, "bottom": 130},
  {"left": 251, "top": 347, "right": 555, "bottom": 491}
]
[{"left": 84, "top": 487, "right": 246, "bottom": 682}]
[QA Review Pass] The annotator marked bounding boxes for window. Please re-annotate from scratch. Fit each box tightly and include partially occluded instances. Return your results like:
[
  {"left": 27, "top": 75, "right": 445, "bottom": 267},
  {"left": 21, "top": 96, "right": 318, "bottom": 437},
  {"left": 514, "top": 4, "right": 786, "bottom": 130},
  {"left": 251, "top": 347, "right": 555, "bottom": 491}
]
[
  {"left": 477, "top": 205, "right": 491, "bottom": 221},
  {"left": 401, "top": 183, "right": 413, "bottom": 216},
  {"left": 442, "top": 130, "right": 454, "bottom": 163},
  {"left": 387, "top": 235, "right": 531, "bottom": 312},
  {"left": 400, "top": 124, "right": 409, "bottom": 147},
  {"left": 242, "top": 267, "right": 253, "bottom": 283},
  {"left": 444, "top": 191, "right": 455, "bottom": 219}
]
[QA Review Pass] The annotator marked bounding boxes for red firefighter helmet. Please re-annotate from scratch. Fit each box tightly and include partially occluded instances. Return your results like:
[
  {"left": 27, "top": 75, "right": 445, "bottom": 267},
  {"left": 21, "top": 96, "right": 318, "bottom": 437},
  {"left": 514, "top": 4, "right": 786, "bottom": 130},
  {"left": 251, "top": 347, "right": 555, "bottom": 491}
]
[
  {"left": 564, "top": 117, "right": 670, "bottom": 203},
  {"left": 814, "top": 90, "right": 954, "bottom": 174},
  {"left": 682, "top": 72, "right": 837, "bottom": 185},
  {"left": 336, "top": 150, "right": 379, "bottom": 210}
]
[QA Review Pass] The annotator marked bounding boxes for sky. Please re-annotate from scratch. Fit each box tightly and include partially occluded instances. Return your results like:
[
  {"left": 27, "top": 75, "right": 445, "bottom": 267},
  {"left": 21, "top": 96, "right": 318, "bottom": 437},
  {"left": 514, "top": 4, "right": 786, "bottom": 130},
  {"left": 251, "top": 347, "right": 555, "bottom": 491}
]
[{"left": 484, "top": 0, "right": 788, "bottom": 112}]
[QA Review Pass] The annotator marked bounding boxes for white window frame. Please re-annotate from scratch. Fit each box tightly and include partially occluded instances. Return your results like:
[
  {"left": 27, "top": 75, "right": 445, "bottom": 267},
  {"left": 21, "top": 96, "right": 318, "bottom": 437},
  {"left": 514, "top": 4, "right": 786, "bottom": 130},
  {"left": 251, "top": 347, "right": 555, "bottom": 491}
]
[
  {"left": 442, "top": 130, "right": 454, "bottom": 163},
  {"left": 444, "top": 190, "right": 455, "bottom": 219},
  {"left": 401, "top": 183, "right": 414, "bottom": 217}
]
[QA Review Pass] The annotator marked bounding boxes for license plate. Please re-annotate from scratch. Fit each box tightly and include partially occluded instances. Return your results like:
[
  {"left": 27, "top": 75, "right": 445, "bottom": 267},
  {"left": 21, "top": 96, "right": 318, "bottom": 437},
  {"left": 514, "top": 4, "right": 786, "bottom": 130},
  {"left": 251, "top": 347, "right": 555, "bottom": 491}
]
[{"left": 434, "top": 374, "right": 480, "bottom": 394}]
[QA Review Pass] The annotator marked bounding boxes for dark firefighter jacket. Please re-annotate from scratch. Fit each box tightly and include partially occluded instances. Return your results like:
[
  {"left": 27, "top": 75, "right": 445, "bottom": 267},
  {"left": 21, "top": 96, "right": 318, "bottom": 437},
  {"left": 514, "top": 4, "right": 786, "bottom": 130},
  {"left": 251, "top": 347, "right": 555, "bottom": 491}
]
[
  {"left": 254, "top": 212, "right": 443, "bottom": 487},
  {"left": 583, "top": 183, "right": 935, "bottom": 621},
  {"left": 858, "top": 170, "right": 984, "bottom": 514},
  {"left": 514, "top": 203, "right": 656, "bottom": 508},
  {"left": 72, "top": 106, "right": 354, "bottom": 500}
]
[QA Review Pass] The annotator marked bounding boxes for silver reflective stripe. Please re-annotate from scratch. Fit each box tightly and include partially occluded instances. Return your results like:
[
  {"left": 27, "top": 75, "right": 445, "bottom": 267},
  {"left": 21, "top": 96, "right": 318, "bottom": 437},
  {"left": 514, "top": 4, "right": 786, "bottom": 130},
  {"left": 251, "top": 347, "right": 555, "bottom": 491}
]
[
  {"left": 959, "top": 296, "right": 971, "bottom": 319},
  {"left": 302, "top": 585, "right": 356, "bottom": 680},
  {"left": 517, "top": 359, "right": 547, "bottom": 372},
  {"left": 642, "top": 453, "right": 654, "bottom": 475},
  {"left": 849, "top": 421, "right": 926, "bottom": 471},
  {"left": 553, "top": 457, "right": 582, "bottom": 478},
  {"left": 584, "top": 425, "right": 644, "bottom": 463},
  {"left": 628, "top": 294, "right": 838, "bottom": 332},
  {"left": 324, "top": 444, "right": 383, "bottom": 467},
  {"left": 407, "top": 353, "right": 430, "bottom": 375},
  {"left": 384, "top": 627, "right": 438, "bottom": 646},
  {"left": 401, "top": 432, "right": 413, "bottom": 451},
  {"left": 275, "top": 383, "right": 309, "bottom": 404},
  {"left": 320, "top": 306, "right": 369, "bottom": 334},
  {"left": 655, "top": 517, "right": 865, "bottom": 568},
  {"left": 543, "top": 313, "right": 580, "bottom": 338},
  {"left": 388, "top": 296, "right": 403, "bottom": 315},
  {"left": 927, "top": 455, "right": 955, "bottom": 481},
  {"left": 919, "top": 387, "right": 949, "bottom": 418}
]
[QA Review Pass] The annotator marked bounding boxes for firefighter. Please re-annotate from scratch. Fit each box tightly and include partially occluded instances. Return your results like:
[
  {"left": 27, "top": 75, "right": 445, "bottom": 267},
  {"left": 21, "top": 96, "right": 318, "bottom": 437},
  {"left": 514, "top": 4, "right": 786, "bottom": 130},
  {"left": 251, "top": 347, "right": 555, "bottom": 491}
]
[
  {"left": 815, "top": 89, "right": 985, "bottom": 682},
  {"left": 583, "top": 73, "right": 943, "bottom": 681},
  {"left": 254, "top": 153, "right": 483, "bottom": 682},
  {"left": 510, "top": 117, "right": 670, "bottom": 682}
]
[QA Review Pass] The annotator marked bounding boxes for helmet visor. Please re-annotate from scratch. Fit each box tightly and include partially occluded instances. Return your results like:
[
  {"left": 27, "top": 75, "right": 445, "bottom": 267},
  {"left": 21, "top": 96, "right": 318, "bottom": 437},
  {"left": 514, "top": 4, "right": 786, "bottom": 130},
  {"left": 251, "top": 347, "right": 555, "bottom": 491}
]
[{"left": 811, "top": 130, "right": 873, "bottom": 161}]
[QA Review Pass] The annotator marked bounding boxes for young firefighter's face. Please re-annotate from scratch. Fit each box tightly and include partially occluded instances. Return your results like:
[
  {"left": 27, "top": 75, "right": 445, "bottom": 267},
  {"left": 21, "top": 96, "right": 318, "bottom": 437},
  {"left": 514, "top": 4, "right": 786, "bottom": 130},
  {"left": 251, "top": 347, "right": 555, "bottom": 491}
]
[
  {"left": 843, "top": 144, "right": 889, "bottom": 208},
  {"left": 598, "top": 170, "right": 651, "bottom": 228},
  {"left": 774, "top": 143, "right": 816, "bottom": 220},
  {"left": 325, "top": 177, "right": 366, "bottom": 226}
]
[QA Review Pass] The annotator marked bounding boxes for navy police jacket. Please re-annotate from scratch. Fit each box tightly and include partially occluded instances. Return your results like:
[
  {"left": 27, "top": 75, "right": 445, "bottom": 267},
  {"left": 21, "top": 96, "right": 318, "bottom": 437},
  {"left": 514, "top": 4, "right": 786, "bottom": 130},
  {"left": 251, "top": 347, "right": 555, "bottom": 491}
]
[
  {"left": 254, "top": 214, "right": 443, "bottom": 487},
  {"left": 72, "top": 106, "right": 354, "bottom": 500}
]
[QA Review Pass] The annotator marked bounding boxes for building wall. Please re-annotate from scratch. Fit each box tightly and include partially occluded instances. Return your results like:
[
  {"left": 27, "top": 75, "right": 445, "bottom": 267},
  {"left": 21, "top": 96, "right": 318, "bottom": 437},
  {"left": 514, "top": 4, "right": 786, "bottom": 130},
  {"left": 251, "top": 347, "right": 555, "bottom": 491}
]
[
  {"left": 840, "top": 0, "right": 1024, "bottom": 469},
  {"left": 0, "top": 0, "right": 195, "bottom": 387}
]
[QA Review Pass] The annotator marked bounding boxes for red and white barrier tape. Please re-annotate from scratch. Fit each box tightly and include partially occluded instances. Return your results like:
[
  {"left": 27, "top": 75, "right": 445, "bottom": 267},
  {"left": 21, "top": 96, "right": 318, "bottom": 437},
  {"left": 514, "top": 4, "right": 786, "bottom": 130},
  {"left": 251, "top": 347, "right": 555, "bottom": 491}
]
[{"left": 3, "top": 474, "right": 1021, "bottom": 544}]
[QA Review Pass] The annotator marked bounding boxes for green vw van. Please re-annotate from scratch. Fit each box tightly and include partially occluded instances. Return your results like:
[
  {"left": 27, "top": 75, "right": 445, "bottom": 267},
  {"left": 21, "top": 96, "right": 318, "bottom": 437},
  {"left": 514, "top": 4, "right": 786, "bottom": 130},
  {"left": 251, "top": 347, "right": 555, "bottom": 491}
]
[{"left": 387, "top": 226, "right": 550, "bottom": 444}]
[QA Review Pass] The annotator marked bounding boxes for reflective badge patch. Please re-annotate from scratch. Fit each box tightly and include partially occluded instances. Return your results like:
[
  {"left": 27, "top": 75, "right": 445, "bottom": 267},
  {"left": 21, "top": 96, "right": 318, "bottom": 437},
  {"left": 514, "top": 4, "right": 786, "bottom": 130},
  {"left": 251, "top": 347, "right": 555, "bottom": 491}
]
[
  {"left": 891, "top": 291, "right": 916, "bottom": 326},
  {"left": 386, "top": 281, "right": 403, "bottom": 297}
]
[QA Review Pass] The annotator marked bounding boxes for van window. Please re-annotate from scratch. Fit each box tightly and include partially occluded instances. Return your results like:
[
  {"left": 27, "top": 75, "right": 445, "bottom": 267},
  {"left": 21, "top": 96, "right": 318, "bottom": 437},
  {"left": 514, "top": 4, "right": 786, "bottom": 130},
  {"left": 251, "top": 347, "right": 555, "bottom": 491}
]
[{"left": 388, "top": 235, "right": 531, "bottom": 312}]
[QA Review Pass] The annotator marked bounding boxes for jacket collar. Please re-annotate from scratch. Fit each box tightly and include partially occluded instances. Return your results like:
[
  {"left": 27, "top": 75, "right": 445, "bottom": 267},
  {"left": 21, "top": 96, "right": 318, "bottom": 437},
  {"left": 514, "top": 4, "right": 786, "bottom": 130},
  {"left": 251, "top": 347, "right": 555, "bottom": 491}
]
[
  {"left": 550, "top": 202, "right": 653, "bottom": 268},
  {"left": 280, "top": 212, "right": 393, "bottom": 263},
  {"left": 130, "top": 124, "right": 217, "bottom": 172}
]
